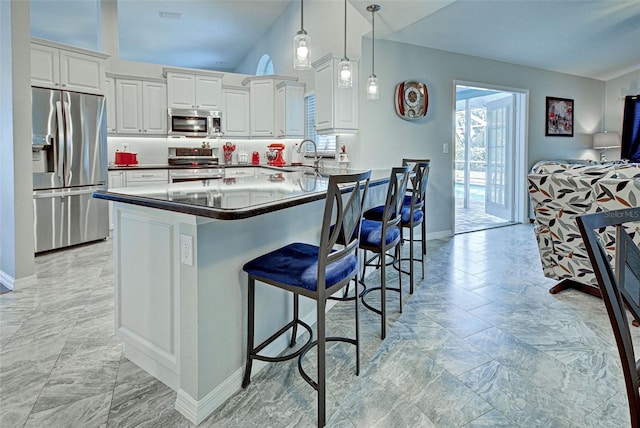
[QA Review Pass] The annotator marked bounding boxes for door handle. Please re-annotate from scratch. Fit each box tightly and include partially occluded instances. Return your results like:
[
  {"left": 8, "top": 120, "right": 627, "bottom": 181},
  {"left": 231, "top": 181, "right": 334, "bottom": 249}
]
[{"left": 55, "top": 101, "right": 64, "bottom": 182}]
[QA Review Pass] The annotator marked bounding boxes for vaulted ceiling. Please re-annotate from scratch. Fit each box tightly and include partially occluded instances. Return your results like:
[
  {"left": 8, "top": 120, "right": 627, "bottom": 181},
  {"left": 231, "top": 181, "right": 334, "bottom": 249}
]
[{"left": 30, "top": 0, "right": 640, "bottom": 81}]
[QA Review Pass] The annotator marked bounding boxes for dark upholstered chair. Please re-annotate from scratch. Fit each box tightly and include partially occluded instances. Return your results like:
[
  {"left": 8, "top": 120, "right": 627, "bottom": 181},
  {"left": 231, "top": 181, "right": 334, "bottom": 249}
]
[
  {"left": 577, "top": 207, "right": 640, "bottom": 427},
  {"left": 359, "top": 166, "right": 411, "bottom": 340},
  {"left": 241, "top": 170, "right": 371, "bottom": 427}
]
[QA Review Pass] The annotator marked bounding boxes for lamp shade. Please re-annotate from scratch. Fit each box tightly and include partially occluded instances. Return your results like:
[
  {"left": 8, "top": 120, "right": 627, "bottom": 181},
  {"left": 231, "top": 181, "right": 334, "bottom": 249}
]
[{"left": 593, "top": 131, "right": 621, "bottom": 149}]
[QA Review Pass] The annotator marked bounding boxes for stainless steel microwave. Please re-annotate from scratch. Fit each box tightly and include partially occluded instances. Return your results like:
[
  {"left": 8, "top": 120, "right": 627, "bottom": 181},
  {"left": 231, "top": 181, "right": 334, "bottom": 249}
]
[{"left": 168, "top": 108, "right": 222, "bottom": 137}]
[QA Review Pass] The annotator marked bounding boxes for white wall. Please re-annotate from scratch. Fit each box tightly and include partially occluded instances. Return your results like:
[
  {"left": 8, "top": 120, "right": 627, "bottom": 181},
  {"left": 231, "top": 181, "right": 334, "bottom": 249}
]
[
  {"left": 0, "top": 0, "right": 36, "bottom": 289},
  {"left": 604, "top": 69, "right": 640, "bottom": 133}
]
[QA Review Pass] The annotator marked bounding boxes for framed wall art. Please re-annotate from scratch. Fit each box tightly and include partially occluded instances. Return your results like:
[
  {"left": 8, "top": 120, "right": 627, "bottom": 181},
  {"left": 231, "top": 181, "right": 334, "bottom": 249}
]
[{"left": 545, "top": 96, "right": 574, "bottom": 137}]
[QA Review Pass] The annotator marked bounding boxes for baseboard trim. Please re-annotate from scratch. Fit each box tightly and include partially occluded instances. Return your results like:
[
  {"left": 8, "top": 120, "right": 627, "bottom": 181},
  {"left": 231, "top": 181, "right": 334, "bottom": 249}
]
[
  {"left": 0, "top": 270, "right": 37, "bottom": 291},
  {"left": 173, "top": 304, "right": 328, "bottom": 425},
  {"left": 176, "top": 366, "right": 244, "bottom": 425}
]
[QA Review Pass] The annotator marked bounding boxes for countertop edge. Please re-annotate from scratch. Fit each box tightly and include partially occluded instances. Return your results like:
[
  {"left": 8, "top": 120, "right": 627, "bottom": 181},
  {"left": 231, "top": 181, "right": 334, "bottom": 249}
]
[{"left": 95, "top": 172, "right": 389, "bottom": 220}]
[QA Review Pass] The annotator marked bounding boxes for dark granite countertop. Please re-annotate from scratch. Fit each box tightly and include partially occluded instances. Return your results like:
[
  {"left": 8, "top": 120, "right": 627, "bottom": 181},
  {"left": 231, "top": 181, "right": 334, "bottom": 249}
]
[{"left": 94, "top": 166, "right": 389, "bottom": 220}]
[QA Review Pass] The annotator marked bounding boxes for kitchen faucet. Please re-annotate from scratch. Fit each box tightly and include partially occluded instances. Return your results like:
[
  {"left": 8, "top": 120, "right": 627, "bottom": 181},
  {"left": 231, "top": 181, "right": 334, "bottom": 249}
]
[{"left": 297, "top": 139, "right": 320, "bottom": 170}]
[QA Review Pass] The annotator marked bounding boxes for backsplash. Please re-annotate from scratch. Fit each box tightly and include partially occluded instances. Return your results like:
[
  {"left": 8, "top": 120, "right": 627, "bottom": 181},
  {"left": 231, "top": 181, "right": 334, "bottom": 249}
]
[{"left": 108, "top": 137, "right": 310, "bottom": 166}]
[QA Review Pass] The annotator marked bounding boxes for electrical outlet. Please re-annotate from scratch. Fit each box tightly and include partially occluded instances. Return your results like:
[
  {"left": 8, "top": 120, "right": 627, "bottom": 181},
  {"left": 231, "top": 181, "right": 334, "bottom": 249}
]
[
  {"left": 180, "top": 234, "right": 193, "bottom": 266},
  {"left": 443, "top": 143, "right": 449, "bottom": 154}
]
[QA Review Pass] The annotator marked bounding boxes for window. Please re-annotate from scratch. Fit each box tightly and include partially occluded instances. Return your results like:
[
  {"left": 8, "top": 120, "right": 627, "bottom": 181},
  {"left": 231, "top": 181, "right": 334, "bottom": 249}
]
[
  {"left": 256, "top": 54, "right": 274, "bottom": 76},
  {"left": 304, "top": 93, "right": 336, "bottom": 157}
]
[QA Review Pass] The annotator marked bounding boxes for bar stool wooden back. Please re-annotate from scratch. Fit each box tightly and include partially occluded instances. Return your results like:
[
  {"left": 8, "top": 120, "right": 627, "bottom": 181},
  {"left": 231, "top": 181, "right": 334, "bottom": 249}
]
[
  {"left": 241, "top": 170, "right": 371, "bottom": 427},
  {"left": 359, "top": 166, "right": 411, "bottom": 339},
  {"left": 400, "top": 158, "right": 431, "bottom": 294}
]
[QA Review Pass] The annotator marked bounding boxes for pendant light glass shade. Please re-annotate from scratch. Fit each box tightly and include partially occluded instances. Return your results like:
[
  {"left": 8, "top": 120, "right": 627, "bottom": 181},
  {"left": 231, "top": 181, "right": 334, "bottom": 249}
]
[
  {"left": 338, "top": 0, "right": 352, "bottom": 88},
  {"left": 366, "top": 4, "right": 381, "bottom": 100},
  {"left": 293, "top": 30, "right": 311, "bottom": 69},
  {"left": 367, "top": 76, "right": 379, "bottom": 100},
  {"left": 293, "top": 0, "right": 311, "bottom": 70},
  {"left": 338, "top": 59, "right": 353, "bottom": 88}
]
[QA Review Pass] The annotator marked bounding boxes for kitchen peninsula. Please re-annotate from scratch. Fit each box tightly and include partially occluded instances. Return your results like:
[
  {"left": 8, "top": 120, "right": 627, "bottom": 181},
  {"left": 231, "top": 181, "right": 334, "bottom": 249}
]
[{"left": 93, "top": 166, "right": 388, "bottom": 424}]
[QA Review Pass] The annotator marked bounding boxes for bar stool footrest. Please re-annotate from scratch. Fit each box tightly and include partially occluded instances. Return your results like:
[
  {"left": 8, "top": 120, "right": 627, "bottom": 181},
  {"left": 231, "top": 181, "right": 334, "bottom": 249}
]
[
  {"left": 360, "top": 285, "right": 401, "bottom": 315},
  {"left": 250, "top": 319, "right": 313, "bottom": 363},
  {"left": 297, "top": 336, "right": 359, "bottom": 390}
]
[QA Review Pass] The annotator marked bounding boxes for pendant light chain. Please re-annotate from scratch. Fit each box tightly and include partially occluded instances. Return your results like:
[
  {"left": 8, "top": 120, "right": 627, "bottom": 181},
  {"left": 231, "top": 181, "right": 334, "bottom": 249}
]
[
  {"left": 343, "top": 0, "right": 348, "bottom": 60},
  {"left": 371, "top": 8, "right": 375, "bottom": 76}
]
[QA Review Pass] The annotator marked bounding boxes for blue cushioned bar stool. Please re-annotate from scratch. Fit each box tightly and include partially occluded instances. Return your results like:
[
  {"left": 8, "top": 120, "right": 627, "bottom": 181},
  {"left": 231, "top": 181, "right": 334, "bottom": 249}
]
[
  {"left": 241, "top": 170, "right": 371, "bottom": 427},
  {"left": 399, "top": 159, "right": 430, "bottom": 294},
  {"left": 364, "top": 160, "right": 430, "bottom": 294},
  {"left": 359, "top": 166, "right": 411, "bottom": 340}
]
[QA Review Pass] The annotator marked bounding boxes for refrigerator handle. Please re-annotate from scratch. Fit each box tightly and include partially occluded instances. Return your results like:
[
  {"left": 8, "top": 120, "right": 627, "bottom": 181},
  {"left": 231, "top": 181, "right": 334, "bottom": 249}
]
[
  {"left": 63, "top": 100, "right": 73, "bottom": 185},
  {"left": 55, "top": 101, "right": 65, "bottom": 183}
]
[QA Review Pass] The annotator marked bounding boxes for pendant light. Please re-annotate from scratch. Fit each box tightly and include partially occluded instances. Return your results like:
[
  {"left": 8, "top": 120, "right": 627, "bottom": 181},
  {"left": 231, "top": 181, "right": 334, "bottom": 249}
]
[
  {"left": 366, "top": 4, "right": 381, "bottom": 100},
  {"left": 338, "top": 0, "right": 352, "bottom": 88},
  {"left": 293, "top": 0, "right": 311, "bottom": 69}
]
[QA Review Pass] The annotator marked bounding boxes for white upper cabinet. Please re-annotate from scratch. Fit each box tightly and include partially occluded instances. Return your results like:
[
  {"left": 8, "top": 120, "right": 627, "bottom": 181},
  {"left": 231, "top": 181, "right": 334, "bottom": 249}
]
[
  {"left": 275, "top": 81, "right": 305, "bottom": 138},
  {"left": 116, "top": 79, "right": 143, "bottom": 134},
  {"left": 242, "top": 76, "right": 303, "bottom": 138},
  {"left": 166, "top": 70, "right": 223, "bottom": 110},
  {"left": 248, "top": 79, "right": 275, "bottom": 137},
  {"left": 195, "top": 75, "right": 223, "bottom": 110},
  {"left": 313, "top": 54, "right": 358, "bottom": 134},
  {"left": 105, "top": 76, "right": 117, "bottom": 134},
  {"left": 115, "top": 78, "right": 167, "bottom": 135},
  {"left": 30, "top": 39, "right": 107, "bottom": 94},
  {"left": 222, "top": 86, "right": 250, "bottom": 137},
  {"left": 142, "top": 81, "right": 168, "bottom": 134}
]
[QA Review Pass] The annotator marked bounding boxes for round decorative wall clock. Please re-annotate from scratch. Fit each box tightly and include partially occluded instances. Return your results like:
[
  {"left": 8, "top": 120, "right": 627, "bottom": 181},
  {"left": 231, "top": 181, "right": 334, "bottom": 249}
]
[{"left": 395, "top": 80, "right": 428, "bottom": 120}]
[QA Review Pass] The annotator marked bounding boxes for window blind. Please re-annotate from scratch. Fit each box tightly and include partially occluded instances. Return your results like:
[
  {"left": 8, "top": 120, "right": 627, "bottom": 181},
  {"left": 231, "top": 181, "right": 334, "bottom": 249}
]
[{"left": 305, "top": 94, "right": 336, "bottom": 156}]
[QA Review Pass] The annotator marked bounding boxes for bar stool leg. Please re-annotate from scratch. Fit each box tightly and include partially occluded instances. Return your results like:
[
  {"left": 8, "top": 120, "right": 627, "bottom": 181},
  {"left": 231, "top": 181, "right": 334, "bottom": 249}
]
[
  {"left": 409, "top": 224, "right": 415, "bottom": 294},
  {"left": 242, "top": 277, "right": 255, "bottom": 388},
  {"left": 290, "top": 293, "right": 299, "bottom": 347},
  {"left": 354, "top": 274, "right": 360, "bottom": 375},
  {"left": 317, "top": 298, "right": 326, "bottom": 427},
  {"left": 380, "top": 252, "right": 387, "bottom": 340},
  {"left": 396, "top": 244, "right": 403, "bottom": 313}
]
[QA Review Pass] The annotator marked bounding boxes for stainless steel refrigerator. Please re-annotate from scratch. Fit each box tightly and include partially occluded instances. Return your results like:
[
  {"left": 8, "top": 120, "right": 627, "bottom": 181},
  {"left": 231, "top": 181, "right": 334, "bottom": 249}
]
[{"left": 32, "top": 86, "right": 109, "bottom": 253}]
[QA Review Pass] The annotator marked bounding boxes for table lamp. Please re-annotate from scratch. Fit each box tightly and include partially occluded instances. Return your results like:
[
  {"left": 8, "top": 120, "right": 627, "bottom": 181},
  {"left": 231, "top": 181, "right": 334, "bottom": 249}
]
[{"left": 593, "top": 131, "right": 621, "bottom": 162}]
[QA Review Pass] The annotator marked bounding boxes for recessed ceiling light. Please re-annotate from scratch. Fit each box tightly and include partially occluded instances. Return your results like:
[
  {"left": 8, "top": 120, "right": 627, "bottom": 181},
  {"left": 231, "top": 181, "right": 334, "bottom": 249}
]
[{"left": 158, "top": 11, "right": 181, "bottom": 19}]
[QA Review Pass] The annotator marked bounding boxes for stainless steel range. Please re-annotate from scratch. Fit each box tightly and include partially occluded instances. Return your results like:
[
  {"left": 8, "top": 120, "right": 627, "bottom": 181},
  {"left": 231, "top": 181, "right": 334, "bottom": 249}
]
[{"left": 168, "top": 147, "right": 223, "bottom": 183}]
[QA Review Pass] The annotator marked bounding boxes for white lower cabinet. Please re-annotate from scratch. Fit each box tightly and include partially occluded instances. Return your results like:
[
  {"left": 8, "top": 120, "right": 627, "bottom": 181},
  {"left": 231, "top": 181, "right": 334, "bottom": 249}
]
[{"left": 125, "top": 170, "right": 169, "bottom": 187}]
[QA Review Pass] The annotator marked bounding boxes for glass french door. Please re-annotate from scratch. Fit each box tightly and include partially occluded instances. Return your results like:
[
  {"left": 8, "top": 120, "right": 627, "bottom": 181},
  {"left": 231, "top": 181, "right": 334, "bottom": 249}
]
[{"left": 485, "top": 95, "right": 515, "bottom": 220}]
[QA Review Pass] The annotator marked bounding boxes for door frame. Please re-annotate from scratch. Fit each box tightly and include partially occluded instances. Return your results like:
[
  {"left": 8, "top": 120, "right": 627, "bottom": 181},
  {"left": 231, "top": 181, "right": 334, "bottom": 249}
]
[{"left": 451, "top": 80, "right": 529, "bottom": 232}]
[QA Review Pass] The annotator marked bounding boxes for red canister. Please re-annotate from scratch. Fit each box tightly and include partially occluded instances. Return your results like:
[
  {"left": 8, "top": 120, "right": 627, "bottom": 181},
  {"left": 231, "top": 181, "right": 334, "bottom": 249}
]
[{"left": 251, "top": 151, "right": 260, "bottom": 165}]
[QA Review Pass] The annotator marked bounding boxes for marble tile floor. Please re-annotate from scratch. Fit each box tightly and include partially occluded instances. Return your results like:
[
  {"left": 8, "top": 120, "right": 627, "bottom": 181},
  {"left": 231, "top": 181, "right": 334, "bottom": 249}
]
[{"left": 1, "top": 223, "right": 639, "bottom": 427}]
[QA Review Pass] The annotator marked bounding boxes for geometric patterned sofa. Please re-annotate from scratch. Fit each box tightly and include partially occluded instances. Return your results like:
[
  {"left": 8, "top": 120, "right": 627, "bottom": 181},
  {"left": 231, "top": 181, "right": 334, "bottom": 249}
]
[{"left": 527, "top": 160, "right": 640, "bottom": 296}]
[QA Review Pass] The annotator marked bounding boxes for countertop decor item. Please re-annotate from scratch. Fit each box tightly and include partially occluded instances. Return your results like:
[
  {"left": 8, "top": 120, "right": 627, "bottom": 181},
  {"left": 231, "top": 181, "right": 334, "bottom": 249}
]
[
  {"left": 222, "top": 141, "right": 236, "bottom": 165},
  {"left": 394, "top": 80, "right": 428, "bottom": 120}
]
